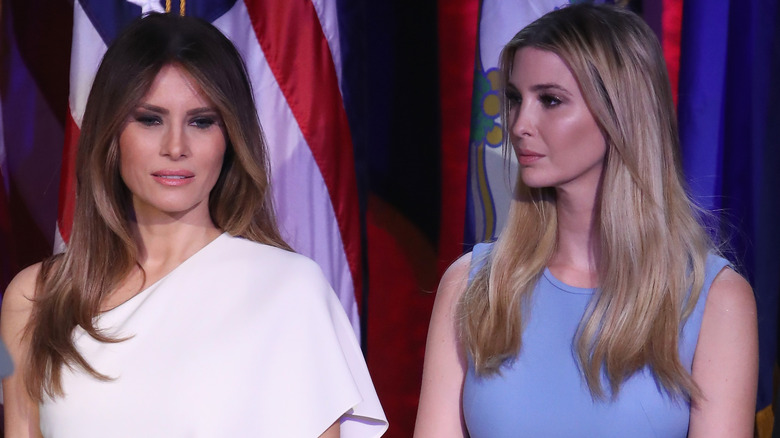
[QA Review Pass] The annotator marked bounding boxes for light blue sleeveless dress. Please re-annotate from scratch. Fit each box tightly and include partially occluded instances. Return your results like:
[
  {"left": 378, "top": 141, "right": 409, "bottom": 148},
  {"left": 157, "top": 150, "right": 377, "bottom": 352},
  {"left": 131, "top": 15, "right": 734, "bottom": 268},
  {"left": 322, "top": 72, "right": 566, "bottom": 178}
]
[{"left": 462, "top": 243, "right": 730, "bottom": 437}]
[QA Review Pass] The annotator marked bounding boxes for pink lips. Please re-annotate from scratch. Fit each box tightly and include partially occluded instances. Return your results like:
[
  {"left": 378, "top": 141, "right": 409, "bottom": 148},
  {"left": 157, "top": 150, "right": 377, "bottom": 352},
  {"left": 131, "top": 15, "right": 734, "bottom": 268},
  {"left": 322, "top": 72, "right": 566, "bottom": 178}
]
[
  {"left": 517, "top": 150, "right": 544, "bottom": 166},
  {"left": 151, "top": 169, "right": 195, "bottom": 186}
]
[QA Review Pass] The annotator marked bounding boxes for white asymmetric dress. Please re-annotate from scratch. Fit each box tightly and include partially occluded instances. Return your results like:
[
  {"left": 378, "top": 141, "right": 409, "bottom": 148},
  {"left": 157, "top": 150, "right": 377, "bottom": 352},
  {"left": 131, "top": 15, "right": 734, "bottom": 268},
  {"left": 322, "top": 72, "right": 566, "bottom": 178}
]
[{"left": 39, "top": 233, "right": 388, "bottom": 437}]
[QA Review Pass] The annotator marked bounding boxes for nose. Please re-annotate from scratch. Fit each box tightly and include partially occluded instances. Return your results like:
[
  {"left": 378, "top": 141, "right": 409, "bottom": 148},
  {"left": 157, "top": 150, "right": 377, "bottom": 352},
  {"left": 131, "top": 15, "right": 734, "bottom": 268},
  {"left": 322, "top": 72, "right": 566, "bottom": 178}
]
[
  {"left": 509, "top": 103, "right": 534, "bottom": 139},
  {"left": 160, "top": 125, "right": 190, "bottom": 159}
]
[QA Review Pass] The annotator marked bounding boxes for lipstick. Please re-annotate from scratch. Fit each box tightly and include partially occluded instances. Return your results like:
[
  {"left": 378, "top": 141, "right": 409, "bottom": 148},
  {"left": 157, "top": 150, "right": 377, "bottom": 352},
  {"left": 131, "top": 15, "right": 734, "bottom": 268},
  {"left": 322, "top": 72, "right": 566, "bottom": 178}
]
[
  {"left": 517, "top": 151, "right": 544, "bottom": 166},
  {"left": 151, "top": 170, "right": 195, "bottom": 186}
]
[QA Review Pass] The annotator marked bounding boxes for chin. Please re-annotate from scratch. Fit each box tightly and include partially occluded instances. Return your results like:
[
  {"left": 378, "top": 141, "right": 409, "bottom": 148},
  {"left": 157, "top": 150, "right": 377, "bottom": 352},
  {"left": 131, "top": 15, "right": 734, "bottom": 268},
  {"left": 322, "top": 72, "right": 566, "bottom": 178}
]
[{"left": 519, "top": 176, "right": 551, "bottom": 189}]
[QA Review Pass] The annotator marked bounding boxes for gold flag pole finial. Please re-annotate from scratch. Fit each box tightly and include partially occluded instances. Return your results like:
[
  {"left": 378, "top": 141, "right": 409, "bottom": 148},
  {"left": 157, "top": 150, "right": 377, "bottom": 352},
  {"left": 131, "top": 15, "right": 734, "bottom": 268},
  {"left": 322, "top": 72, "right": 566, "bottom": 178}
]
[{"left": 164, "top": 0, "right": 185, "bottom": 16}]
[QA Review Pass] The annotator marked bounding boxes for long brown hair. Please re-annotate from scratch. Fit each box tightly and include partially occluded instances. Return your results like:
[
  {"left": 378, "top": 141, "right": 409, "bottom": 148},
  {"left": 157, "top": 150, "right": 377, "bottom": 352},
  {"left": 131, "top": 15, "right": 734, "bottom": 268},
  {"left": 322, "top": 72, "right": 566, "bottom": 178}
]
[
  {"left": 26, "top": 13, "right": 290, "bottom": 400},
  {"left": 459, "top": 4, "right": 713, "bottom": 400}
]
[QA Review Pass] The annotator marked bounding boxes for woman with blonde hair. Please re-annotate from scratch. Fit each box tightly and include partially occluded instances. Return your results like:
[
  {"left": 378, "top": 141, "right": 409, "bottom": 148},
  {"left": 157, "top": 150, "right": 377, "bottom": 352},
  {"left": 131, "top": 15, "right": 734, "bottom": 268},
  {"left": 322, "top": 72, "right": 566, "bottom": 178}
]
[
  {"left": 1, "top": 13, "right": 386, "bottom": 437},
  {"left": 416, "top": 4, "right": 757, "bottom": 437}
]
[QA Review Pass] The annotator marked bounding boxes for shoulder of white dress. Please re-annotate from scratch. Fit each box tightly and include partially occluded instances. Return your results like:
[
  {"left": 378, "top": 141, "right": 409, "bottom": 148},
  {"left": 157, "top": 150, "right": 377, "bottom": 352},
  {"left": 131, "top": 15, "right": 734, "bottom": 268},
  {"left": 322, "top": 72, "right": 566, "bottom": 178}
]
[
  {"left": 216, "top": 235, "right": 331, "bottom": 296},
  {"left": 219, "top": 235, "right": 317, "bottom": 267}
]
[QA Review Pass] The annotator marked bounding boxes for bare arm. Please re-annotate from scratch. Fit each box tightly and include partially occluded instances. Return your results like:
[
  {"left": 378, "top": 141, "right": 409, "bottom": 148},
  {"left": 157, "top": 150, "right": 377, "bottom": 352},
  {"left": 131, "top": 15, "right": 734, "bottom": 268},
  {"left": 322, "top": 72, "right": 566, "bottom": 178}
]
[
  {"left": 414, "top": 254, "right": 471, "bottom": 438},
  {"left": 318, "top": 420, "right": 340, "bottom": 438},
  {"left": 688, "top": 267, "right": 758, "bottom": 438},
  {"left": 1, "top": 263, "right": 43, "bottom": 437}
]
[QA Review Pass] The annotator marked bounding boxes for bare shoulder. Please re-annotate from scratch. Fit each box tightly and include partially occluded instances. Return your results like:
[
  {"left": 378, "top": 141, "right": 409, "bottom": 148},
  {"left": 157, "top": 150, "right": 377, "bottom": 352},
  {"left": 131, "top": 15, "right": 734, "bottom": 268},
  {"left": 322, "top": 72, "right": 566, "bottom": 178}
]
[
  {"left": 689, "top": 266, "right": 757, "bottom": 437},
  {"left": 414, "top": 253, "right": 474, "bottom": 438},
  {"left": 435, "top": 252, "right": 473, "bottom": 305},
  {"left": 2, "top": 263, "right": 42, "bottom": 316},
  {"left": 2, "top": 263, "right": 44, "bottom": 437},
  {"left": 705, "top": 266, "right": 756, "bottom": 318},
  {"left": 2, "top": 262, "right": 43, "bottom": 349}
]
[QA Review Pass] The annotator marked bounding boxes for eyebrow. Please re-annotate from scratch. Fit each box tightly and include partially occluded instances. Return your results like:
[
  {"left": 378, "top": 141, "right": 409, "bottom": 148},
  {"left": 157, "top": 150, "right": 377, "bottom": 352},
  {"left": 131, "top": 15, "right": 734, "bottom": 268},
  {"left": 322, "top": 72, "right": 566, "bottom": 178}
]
[
  {"left": 530, "top": 83, "right": 571, "bottom": 96},
  {"left": 505, "top": 82, "right": 571, "bottom": 96},
  {"left": 135, "top": 103, "right": 218, "bottom": 116}
]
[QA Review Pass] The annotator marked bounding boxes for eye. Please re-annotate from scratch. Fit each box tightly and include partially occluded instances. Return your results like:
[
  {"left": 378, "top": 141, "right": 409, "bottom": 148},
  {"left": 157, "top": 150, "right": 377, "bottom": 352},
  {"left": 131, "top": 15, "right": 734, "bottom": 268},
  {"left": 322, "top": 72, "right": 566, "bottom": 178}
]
[
  {"left": 190, "top": 116, "right": 220, "bottom": 129},
  {"left": 135, "top": 114, "right": 162, "bottom": 126},
  {"left": 539, "top": 94, "right": 562, "bottom": 108},
  {"left": 505, "top": 91, "right": 522, "bottom": 108}
]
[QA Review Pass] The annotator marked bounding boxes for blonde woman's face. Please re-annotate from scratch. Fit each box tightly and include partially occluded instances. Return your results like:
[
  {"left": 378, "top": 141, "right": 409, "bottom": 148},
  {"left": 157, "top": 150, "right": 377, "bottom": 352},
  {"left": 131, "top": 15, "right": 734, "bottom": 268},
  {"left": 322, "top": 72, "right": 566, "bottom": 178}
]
[
  {"left": 119, "top": 64, "right": 226, "bottom": 224},
  {"left": 506, "top": 47, "right": 606, "bottom": 193}
]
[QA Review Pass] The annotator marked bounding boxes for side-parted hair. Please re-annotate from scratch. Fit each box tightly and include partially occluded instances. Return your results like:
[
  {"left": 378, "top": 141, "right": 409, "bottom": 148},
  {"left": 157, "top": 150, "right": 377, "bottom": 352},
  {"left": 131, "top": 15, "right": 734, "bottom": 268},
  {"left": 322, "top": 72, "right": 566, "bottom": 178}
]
[
  {"left": 26, "top": 13, "right": 291, "bottom": 400},
  {"left": 459, "top": 4, "right": 713, "bottom": 400}
]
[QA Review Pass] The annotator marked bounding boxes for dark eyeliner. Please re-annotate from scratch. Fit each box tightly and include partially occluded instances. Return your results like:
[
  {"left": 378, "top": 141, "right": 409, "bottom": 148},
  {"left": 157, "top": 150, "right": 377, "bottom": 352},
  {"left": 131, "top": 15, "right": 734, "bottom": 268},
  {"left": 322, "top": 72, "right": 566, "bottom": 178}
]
[
  {"left": 505, "top": 90, "right": 522, "bottom": 106},
  {"left": 190, "top": 115, "right": 219, "bottom": 129},
  {"left": 539, "top": 94, "right": 562, "bottom": 108},
  {"left": 134, "top": 112, "right": 161, "bottom": 126}
]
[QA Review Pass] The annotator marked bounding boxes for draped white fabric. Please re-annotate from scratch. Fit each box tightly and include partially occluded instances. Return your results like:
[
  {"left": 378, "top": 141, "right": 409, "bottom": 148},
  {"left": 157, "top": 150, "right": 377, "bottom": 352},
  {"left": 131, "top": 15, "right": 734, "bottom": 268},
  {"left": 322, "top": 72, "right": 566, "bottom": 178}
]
[{"left": 40, "top": 234, "right": 387, "bottom": 437}]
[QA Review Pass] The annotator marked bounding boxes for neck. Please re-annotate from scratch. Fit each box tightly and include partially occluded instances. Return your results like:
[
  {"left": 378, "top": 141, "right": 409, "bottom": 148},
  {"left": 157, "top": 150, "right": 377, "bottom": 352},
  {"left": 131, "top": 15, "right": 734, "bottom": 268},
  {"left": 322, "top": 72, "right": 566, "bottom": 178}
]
[
  {"left": 99, "top": 214, "right": 222, "bottom": 311},
  {"left": 549, "top": 181, "right": 601, "bottom": 287},
  {"left": 130, "top": 214, "right": 222, "bottom": 275}
]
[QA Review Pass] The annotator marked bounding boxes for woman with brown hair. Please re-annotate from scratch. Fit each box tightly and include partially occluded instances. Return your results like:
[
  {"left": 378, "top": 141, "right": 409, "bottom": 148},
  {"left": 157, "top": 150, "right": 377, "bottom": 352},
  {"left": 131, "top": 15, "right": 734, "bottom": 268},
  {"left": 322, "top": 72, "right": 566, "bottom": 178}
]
[
  {"left": 416, "top": 4, "right": 756, "bottom": 437},
  {"left": 1, "top": 13, "right": 386, "bottom": 437}
]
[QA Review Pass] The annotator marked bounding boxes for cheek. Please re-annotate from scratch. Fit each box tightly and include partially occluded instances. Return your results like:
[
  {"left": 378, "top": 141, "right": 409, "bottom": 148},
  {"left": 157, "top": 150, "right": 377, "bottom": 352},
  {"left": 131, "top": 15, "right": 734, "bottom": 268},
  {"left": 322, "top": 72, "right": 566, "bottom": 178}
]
[
  {"left": 559, "top": 112, "right": 605, "bottom": 158},
  {"left": 578, "top": 121, "right": 606, "bottom": 160}
]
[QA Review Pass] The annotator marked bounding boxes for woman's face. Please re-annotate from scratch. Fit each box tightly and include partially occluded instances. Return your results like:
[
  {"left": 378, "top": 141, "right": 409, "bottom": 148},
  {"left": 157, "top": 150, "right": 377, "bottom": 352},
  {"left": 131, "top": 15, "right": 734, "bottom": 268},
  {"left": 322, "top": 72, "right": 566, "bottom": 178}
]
[
  {"left": 506, "top": 47, "right": 606, "bottom": 193},
  {"left": 119, "top": 64, "right": 226, "bottom": 224}
]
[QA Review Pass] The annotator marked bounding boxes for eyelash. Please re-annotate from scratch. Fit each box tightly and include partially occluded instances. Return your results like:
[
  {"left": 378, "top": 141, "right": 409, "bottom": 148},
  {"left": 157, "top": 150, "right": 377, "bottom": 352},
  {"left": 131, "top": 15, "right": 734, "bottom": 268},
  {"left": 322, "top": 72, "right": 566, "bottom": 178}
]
[
  {"left": 539, "top": 94, "right": 562, "bottom": 108},
  {"left": 505, "top": 93, "right": 563, "bottom": 109},
  {"left": 135, "top": 114, "right": 161, "bottom": 126},
  {"left": 133, "top": 114, "right": 220, "bottom": 129},
  {"left": 505, "top": 92, "right": 522, "bottom": 107},
  {"left": 190, "top": 117, "right": 219, "bottom": 129}
]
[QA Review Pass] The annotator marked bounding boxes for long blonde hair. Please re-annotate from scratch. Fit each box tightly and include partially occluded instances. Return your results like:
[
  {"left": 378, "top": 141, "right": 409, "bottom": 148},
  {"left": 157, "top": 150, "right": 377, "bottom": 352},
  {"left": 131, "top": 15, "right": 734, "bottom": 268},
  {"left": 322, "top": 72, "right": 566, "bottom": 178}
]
[
  {"left": 459, "top": 4, "right": 712, "bottom": 400},
  {"left": 26, "top": 13, "right": 290, "bottom": 400}
]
